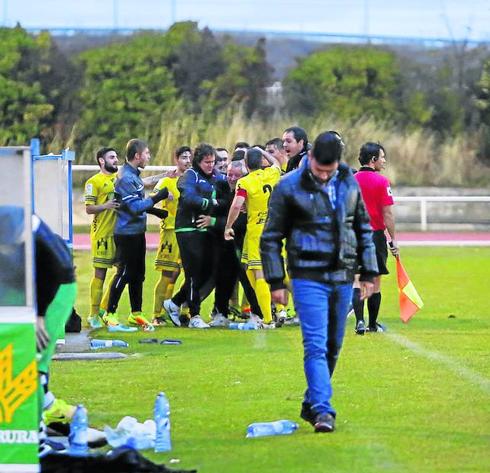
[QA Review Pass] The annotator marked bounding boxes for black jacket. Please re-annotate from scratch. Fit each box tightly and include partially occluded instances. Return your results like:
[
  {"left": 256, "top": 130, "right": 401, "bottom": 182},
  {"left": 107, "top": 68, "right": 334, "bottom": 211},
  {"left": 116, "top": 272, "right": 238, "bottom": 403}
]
[
  {"left": 260, "top": 160, "right": 378, "bottom": 290},
  {"left": 285, "top": 149, "right": 307, "bottom": 173},
  {"left": 175, "top": 167, "right": 227, "bottom": 231}
]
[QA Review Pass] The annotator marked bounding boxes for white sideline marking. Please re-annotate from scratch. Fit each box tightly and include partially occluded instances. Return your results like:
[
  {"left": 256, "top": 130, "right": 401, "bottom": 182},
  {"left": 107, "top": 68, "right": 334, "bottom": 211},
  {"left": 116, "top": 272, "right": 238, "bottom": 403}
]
[
  {"left": 386, "top": 333, "right": 490, "bottom": 394},
  {"left": 399, "top": 240, "right": 490, "bottom": 246}
]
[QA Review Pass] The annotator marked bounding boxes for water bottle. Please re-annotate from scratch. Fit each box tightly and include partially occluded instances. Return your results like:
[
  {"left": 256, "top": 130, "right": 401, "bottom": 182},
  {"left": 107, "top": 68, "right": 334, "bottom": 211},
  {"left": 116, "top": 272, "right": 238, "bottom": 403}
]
[
  {"left": 246, "top": 420, "right": 298, "bottom": 438},
  {"left": 229, "top": 322, "right": 257, "bottom": 330},
  {"left": 69, "top": 404, "right": 88, "bottom": 455},
  {"left": 154, "top": 392, "right": 171, "bottom": 452},
  {"left": 90, "top": 339, "right": 128, "bottom": 349}
]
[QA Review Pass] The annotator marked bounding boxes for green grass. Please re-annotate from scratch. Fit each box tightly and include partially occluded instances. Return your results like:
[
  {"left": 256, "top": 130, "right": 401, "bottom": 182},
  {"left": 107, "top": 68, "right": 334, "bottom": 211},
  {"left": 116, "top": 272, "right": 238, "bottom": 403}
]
[{"left": 52, "top": 247, "right": 490, "bottom": 472}]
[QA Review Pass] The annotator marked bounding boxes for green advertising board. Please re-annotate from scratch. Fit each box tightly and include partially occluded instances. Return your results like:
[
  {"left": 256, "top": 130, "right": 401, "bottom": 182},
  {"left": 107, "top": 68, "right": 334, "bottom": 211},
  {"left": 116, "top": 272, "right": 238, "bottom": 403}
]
[
  {"left": 0, "top": 323, "right": 38, "bottom": 472},
  {"left": 1, "top": 146, "right": 38, "bottom": 472}
]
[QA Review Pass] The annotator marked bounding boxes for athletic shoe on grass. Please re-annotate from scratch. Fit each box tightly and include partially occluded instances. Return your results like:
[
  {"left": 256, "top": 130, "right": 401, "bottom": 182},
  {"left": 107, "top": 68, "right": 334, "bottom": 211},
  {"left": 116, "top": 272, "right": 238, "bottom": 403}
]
[
  {"left": 102, "top": 312, "right": 120, "bottom": 327},
  {"left": 189, "top": 315, "right": 210, "bottom": 328},
  {"left": 87, "top": 314, "right": 103, "bottom": 329},
  {"left": 283, "top": 315, "right": 300, "bottom": 326},
  {"left": 42, "top": 398, "right": 75, "bottom": 425},
  {"left": 209, "top": 313, "right": 230, "bottom": 327},
  {"left": 368, "top": 322, "right": 386, "bottom": 333},
  {"left": 355, "top": 319, "right": 366, "bottom": 335},
  {"left": 163, "top": 299, "right": 181, "bottom": 326},
  {"left": 107, "top": 324, "right": 137, "bottom": 333},
  {"left": 260, "top": 321, "right": 276, "bottom": 330},
  {"left": 275, "top": 309, "right": 288, "bottom": 327},
  {"left": 102, "top": 312, "right": 138, "bottom": 332},
  {"left": 152, "top": 316, "right": 167, "bottom": 326},
  {"left": 128, "top": 312, "right": 155, "bottom": 332},
  {"left": 228, "top": 306, "right": 242, "bottom": 321}
]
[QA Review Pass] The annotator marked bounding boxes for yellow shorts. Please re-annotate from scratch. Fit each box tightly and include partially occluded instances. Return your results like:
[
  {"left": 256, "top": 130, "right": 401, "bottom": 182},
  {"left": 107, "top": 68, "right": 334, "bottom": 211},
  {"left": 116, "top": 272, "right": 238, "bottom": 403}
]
[
  {"left": 241, "top": 226, "right": 263, "bottom": 270},
  {"left": 91, "top": 235, "right": 116, "bottom": 268},
  {"left": 155, "top": 229, "right": 182, "bottom": 272}
]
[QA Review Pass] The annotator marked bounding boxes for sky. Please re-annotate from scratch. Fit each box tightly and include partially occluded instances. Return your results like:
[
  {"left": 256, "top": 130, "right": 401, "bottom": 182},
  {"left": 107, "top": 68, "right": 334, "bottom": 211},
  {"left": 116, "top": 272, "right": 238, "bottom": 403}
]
[{"left": 3, "top": 0, "right": 490, "bottom": 42}]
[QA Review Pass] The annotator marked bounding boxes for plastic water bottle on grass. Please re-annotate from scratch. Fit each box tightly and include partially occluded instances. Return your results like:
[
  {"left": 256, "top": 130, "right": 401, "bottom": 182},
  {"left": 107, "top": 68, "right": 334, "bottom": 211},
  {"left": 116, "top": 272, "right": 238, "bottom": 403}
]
[
  {"left": 246, "top": 420, "right": 298, "bottom": 438},
  {"left": 69, "top": 404, "right": 88, "bottom": 455},
  {"left": 90, "top": 339, "right": 128, "bottom": 349},
  {"left": 154, "top": 392, "right": 171, "bottom": 452},
  {"left": 229, "top": 321, "right": 257, "bottom": 330}
]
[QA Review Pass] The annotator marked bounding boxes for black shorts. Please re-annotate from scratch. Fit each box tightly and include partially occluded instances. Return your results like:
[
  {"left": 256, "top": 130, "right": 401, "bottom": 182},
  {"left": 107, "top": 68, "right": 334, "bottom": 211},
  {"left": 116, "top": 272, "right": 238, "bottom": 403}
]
[{"left": 372, "top": 230, "right": 389, "bottom": 275}]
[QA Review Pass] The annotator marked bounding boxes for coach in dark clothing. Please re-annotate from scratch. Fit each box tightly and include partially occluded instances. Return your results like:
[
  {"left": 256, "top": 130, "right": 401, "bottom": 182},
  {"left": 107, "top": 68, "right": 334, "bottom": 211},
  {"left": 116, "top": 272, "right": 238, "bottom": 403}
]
[
  {"left": 282, "top": 126, "right": 309, "bottom": 173},
  {"left": 261, "top": 131, "right": 378, "bottom": 433},
  {"left": 165, "top": 143, "right": 226, "bottom": 328},
  {"left": 106, "top": 139, "right": 168, "bottom": 326}
]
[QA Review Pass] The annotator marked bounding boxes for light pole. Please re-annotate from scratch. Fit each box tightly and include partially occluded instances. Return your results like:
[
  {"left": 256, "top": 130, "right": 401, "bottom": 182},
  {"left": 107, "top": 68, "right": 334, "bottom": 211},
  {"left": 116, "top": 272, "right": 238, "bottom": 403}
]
[
  {"left": 170, "top": 0, "right": 176, "bottom": 26},
  {"left": 3, "top": 0, "right": 8, "bottom": 27},
  {"left": 364, "top": 0, "right": 370, "bottom": 43},
  {"left": 113, "top": 0, "right": 119, "bottom": 30}
]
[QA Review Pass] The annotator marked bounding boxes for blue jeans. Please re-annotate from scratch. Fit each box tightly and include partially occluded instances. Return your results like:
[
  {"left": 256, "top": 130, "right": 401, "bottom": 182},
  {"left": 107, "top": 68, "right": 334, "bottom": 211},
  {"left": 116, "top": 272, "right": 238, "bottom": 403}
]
[{"left": 292, "top": 279, "right": 353, "bottom": 417}]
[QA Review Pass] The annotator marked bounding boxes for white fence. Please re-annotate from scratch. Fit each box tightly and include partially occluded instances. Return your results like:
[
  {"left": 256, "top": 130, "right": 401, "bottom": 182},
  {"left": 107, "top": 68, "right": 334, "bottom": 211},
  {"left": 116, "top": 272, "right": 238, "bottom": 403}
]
[
  {"left": 395, "top": 196, "right": 490, "bottom": 231},
  {"left": 72, "top": 165, "right": 490, "bottom": 231}
]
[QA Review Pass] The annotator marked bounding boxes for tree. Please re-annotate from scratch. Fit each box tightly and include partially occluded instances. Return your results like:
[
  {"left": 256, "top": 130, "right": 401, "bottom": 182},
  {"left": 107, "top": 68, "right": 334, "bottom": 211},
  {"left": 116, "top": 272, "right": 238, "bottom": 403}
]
[
  {"left": 0, "top": 26, "right": 53, "bottom": 145},
  {"left": 205, "top": 37, "right": 272, "bottom": 116},
  {"left": 283, "top": 46, "right": 402, "bottom": 122},
  {"left": 164, "top": 22, "right": 224, "bottom": 108},
  {"left": 475, "top": 57, "right": 490, "bottom": 164},
  {"left": 76, "top": 32, "right": 178, "bottom": 156}
]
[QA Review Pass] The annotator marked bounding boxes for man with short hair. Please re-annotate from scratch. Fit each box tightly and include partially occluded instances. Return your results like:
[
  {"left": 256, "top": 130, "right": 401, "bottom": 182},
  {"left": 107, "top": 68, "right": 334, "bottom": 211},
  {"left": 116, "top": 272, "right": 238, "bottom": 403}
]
[
  {"left": 151, "top": 146, "right": 191, "bottom": 324},
  {"left": 105, "top": 139, "right": 169, "bottom": 331},
  {"left": 265, "top": 137, "right": 288, "bottom": 173},
  {"left": 352, "top": 142, "right": 399, "bottom": 334},
  {"left": 261, "top": 131, "right": 377, "bottom": 432},
  {"left": 224, "top": 147, "right": 281, "bottom": 327},
  {"left": 234, "top": 141, "right": 250, "bottom": 152},
  {"left": 84, "top": 147, "right": 120, "bottom": 328},
  {"left": 163, "top": 143, "right": 225, "bottom": 329},
  {"left": 215, "top": 147, "right": 229, "bottom": 175},
  {"left": 282, "top": 126, "right": 308, "bottom": 173}
]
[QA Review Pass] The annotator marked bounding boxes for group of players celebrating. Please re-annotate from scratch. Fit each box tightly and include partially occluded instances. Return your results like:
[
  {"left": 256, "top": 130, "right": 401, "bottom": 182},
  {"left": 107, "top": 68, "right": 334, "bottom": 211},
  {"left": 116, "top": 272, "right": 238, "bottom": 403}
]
[{"left": 84, "top": 125, "right": 396, "bottom": 333}]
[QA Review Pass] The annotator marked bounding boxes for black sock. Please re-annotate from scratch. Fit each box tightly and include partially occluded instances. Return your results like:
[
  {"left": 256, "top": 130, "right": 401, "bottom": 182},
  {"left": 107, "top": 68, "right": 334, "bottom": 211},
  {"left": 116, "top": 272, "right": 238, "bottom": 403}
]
[
  {"left": 352, "top": 288, "right": 364, "bottom": 323},
  {"left": 368, "top": 292, "right": 381, "bottom": 328}
]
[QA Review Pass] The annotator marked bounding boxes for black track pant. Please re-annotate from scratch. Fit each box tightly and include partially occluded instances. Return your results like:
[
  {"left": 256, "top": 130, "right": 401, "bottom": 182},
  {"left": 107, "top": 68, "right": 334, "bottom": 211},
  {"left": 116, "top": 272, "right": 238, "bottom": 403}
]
[
  {"left": 214, "top": 240, "right": 240, "bottom": 315},
  {"left": 198, "top": 229, "right": 262, "bottom": 317},
  {"left": 107, "top": 233, "right": 146, "bottom": 314},
  {"left": 172, "top": 231, "right": 213, "bottom": 317}
]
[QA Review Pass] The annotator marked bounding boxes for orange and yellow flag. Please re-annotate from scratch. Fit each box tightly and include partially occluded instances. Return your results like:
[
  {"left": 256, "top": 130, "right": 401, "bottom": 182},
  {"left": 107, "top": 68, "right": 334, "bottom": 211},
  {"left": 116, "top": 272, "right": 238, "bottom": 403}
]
[{"left": 395, "top": 256, "right": 423, "bottom": 323}]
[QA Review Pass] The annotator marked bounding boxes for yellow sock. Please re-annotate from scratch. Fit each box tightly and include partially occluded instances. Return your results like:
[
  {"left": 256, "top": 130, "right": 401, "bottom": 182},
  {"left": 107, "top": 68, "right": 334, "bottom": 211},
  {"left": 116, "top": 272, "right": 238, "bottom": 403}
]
[
  {"left": 255, "top": 278, "right": 272, "bottom": 324},
  {"left": 164, "top": 283, "right": 175, "bottom": 300},
  {"left": 100, "top": 273, "right": 116, "bottom": 312},
  {"left": 244, "top": 269, "right": 257, "bottom": 314},
  {"left": 246, "top": 268, "right": 256, "bottom": 287},
  {"left": 153, "top": 274, "right": 173, "bottom": 317},
  {"left": 90, "top": 277, "right": 104, "bottom": 316},
  {"left": 276, "top": 303, "right": 285, "bottom": 312}
]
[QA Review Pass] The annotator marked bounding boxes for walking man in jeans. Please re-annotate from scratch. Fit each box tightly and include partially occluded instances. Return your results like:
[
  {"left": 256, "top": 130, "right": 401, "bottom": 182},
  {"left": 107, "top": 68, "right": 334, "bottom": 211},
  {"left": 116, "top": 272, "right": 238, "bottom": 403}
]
[{"left": 260, "top": 131, "right": 378, "bottom": 432}]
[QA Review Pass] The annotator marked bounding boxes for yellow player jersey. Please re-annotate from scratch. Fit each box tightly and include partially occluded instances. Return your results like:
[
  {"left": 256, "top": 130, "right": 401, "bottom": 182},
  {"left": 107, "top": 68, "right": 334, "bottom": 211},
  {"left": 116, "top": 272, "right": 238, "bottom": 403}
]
[
  {"left": 153, "top": 176, "right": 179, "bottom": 230},
  {"left": 237, "top": 166, "right": 281, "bottom": 228},
  {"left": 84, "top": 172, "right": 117, "bottom": 239}
]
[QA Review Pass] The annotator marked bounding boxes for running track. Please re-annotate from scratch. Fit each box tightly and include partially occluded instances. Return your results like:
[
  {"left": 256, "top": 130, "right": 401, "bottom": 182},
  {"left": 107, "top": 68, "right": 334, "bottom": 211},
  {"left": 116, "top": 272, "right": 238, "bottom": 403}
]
[{"left": 73, "top": 232, "right": 490, "bottom": 250}]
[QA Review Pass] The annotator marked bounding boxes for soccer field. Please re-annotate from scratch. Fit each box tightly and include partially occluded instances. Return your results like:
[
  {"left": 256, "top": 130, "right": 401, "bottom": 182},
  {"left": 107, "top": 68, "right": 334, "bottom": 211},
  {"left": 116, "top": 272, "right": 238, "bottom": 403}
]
[{"left": 51, "top": 247, "right": 490, "bottom": 472}]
